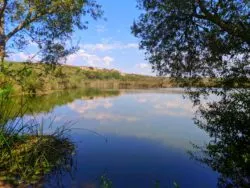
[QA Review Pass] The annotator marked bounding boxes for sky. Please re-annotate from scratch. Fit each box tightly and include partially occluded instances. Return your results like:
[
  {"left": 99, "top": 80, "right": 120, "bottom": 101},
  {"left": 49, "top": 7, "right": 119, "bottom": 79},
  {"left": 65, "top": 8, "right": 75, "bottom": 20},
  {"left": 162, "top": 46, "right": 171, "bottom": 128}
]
[{"left": 9, "top": 0, "right": 154, "bottom": 75}]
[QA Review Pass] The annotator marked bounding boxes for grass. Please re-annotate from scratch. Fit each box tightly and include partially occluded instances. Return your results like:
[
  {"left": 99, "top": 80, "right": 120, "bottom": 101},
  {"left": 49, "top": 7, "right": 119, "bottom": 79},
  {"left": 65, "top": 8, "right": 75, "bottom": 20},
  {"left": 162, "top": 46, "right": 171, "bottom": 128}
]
[
  {"left": 0, "top": 135, "right": 74, "bottom": 186},
  {"left": 0, "top": 88, "right": 75, "bottom": 186}
]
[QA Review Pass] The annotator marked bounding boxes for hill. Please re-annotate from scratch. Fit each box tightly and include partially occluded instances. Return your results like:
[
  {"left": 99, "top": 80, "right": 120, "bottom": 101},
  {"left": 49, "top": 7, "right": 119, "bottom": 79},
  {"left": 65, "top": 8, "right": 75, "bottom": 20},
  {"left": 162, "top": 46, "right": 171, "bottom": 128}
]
[
  {"left": 1, "top": 62, "right": 248, "bottom": 95},
  {"left": 0, "top": 62, "right": 167, "bottom": 94}
]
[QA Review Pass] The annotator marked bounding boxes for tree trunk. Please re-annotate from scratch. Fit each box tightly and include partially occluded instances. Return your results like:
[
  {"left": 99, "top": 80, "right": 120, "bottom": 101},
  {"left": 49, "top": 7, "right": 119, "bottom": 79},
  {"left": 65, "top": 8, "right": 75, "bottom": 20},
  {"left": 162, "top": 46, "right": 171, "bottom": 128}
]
[
  {"left": 0, "top": 37, "right": 5, "bottom": 62},
  {"left": 0, "top": 13, "right": 5, "bottom": 71}
]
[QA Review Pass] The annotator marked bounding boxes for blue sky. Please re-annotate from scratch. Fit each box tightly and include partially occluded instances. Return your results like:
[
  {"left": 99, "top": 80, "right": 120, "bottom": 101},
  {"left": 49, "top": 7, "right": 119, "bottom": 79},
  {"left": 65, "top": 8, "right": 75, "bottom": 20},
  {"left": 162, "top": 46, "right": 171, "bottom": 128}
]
[{"left": 9, "top": 0, "right": 154, "bottom": 75}]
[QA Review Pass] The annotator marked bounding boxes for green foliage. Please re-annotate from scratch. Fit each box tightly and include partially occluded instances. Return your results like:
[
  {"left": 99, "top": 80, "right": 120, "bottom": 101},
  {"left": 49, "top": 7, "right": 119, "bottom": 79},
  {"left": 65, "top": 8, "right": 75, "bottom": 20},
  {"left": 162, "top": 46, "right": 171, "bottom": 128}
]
[
  {"left": 22, "top": 72, "right": 44, "bottom": 94},
  {"left": 0, "top": 0, "right": 103, "bottom": 63},
  {"left": 81, "top": 69, "right": 122, "bottom": 80},
  {"left": 132, "top": 0, "right": 250, "bottom": 79},
  {"left": 0, "top": 62, "right": 169, "bottom": 94},
  {"left": 2, "top": 61, "right": 247, "bottom": 94},
  {"left": 0, "top": 83, "right": 12, "bottom": 96}
]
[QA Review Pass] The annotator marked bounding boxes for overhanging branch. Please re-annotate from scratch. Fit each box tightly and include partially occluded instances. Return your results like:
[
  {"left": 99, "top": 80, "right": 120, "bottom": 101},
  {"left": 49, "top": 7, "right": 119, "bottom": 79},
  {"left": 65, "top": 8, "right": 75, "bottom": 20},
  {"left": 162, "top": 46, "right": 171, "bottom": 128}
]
[
  {"left": 0, "top": 0, "right": 7, "bottom": 18},
  {"left": 6, "top": 6, "right": 58, "bottom": 41},
  {"left": 195, "top": 0, "right": 250, "bottom": 44}
]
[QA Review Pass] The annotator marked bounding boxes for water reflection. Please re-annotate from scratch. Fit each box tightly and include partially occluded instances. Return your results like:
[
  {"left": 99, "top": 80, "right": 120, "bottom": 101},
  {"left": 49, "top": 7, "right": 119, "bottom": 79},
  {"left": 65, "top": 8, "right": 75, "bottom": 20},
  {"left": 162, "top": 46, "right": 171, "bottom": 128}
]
[
  {"left": 68, "top": 100, "right": 139, "bottom": 122},
  {"left": 14, "top": 88, "right": 217, "bottom": 187},
  {"left": 3, "top": 88, "right": 248, "bottom": 187},
  {"left": 189, "top": 89, "right": 250, "bottom": 187}
]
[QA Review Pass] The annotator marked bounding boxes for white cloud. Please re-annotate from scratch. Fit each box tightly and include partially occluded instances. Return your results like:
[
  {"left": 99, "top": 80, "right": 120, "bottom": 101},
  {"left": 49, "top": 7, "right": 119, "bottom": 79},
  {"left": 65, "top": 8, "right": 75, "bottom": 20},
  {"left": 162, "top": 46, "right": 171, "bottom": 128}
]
[
  {"left": 83, "top": 44, "right": 113, "bottom": 51},
  {"left": 82, "top": 42, "right": 138, "bottom": 51},
  {"left": 68, "top": 100, "right": 113, "bottom": 114},
  {"left": 8, "top": 52, "right": 39, "bottom": 62},
  {"left": 133, "top": 63, "right": 154, "bottom": 75},
  {"left": 85, "top": 112, "right": 139, "bottom": 122},
  {"left": 67, "top": 49, "right": 114, "bottom": 67},
  {"left": 126, "top": 43, "right": 138, "bottom": 48},
  {"left": 66, "top": 42, "right": 139, "bottom": 67},
  {"left": 153, "top": 98, "right": 195, "bottom": 118},
  {"left": 136, "top": 63, "right": 150, "bottom": 69},
  {"left": 68, "top": 100, "right": 138, "bottom": 122},
  {"left": 103, "top": 56, "right": 114, "bottom": 66}
]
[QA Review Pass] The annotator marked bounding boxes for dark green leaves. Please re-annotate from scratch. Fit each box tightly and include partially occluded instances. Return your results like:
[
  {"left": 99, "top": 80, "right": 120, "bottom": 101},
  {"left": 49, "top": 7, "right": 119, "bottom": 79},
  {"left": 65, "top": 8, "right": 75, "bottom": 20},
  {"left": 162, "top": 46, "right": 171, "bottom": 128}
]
[{"left": 132, "top": 0, "right": 250, "bottom": 79}]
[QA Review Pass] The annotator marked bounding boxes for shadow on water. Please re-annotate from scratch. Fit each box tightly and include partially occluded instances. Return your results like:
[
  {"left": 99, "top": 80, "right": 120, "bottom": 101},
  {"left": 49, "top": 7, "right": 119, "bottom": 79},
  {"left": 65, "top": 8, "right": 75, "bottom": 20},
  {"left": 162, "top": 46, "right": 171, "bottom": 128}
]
[{"left": 187, "top": 88, "right": 250, "bottom": 187}]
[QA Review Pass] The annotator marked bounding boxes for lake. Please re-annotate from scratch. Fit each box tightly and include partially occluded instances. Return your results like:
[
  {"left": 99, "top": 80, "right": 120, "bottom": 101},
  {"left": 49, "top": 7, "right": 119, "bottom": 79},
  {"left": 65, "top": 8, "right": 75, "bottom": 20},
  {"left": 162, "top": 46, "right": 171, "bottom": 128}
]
[{"left": 19, "top": 88, "right": 218, "bottom": 187}]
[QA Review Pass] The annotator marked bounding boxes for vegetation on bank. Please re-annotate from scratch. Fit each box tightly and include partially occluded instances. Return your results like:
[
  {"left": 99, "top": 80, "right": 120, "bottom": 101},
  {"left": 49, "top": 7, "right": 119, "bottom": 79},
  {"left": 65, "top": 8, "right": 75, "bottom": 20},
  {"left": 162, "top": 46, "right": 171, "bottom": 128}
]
[
  {"left": 1, "top": 61, "right": 249, "bottom": 95},
  {"left": 0, "top": 87, "right": 75, "bottom": 186},
  {"left": 0, "top": 61, "right": 166, "bottom": 94}
]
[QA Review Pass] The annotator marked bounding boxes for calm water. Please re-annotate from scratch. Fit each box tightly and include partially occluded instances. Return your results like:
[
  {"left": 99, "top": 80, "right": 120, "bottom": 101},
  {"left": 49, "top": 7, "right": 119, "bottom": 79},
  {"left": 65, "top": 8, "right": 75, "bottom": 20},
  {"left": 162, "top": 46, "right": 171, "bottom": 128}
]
[{"left": 23, "top": 89, "right": 218, "bottom": 187}]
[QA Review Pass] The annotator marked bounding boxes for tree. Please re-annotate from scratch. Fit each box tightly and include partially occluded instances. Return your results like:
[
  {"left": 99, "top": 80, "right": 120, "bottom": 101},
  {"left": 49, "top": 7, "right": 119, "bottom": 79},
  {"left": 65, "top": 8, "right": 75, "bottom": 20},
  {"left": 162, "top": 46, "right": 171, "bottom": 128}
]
[
  {"left": 0, "top": 0, "right": 102, "bottom": 65},
  {"left": 132, "top": 0, "right": 250, "bottom": 78}
]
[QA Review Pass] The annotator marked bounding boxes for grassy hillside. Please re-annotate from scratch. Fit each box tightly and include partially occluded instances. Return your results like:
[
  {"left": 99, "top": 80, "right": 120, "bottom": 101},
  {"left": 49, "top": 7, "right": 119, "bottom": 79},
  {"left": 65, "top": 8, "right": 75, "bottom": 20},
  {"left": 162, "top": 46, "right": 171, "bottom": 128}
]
[
  {"left": 1, "top": 62, "right": 249, "bottom": 94},
  {"left": 0, "top": 62, "right": 167, "bottom": 94}
]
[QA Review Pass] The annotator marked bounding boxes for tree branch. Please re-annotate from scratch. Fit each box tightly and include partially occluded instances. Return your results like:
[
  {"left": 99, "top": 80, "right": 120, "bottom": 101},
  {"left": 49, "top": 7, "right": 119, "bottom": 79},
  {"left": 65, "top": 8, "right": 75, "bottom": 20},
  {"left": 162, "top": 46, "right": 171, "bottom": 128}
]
[
  {"left": 0, "top": 0, "right": 7, "bottom": 18},
  {"left": 6, "top": 6, "right": 59, "bottom": 41},
  {"left": 214, "top": 0, "right": 223, "bottom": 14},
  {"left": 6, "top": 10, "right": 33, "bottom": 41},
  {"left": 195, "top": 0, "right": 250, "bottom": 44}
]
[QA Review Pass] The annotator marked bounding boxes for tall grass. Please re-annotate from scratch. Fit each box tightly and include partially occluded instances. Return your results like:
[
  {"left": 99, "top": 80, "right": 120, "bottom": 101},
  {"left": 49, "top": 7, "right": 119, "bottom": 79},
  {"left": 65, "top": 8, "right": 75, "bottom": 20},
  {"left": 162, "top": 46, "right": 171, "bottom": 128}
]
[{"left": 0, "top": 88, "right": 75, "bottom": 186}]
